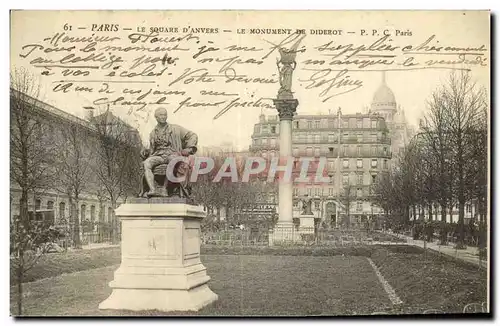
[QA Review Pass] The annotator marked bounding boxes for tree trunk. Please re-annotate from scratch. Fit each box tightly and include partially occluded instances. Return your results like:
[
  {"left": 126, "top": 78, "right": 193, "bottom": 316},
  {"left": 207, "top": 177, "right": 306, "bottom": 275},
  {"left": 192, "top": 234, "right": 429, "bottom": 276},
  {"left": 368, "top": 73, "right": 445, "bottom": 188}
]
[
  {"left": 111, "top": 198, "right": 118, "bottom": 245},
  {"left": 73, "top": 198, "right": 81, "bottom": 249},
  {"left": 440, "top": 202, "right": 447, "bottom": 223},
  {"left": 16, "top": 259, "right": 23, "bottom": 315}
]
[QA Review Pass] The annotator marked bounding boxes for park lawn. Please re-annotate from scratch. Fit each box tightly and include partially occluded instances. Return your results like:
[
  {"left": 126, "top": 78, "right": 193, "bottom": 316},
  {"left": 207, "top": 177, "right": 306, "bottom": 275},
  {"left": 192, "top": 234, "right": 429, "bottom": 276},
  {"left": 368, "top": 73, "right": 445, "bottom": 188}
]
[
  {"left": 10, "top": 247, "right": 121, "bottom": 285},
  {"left": 370, "top": 245, "right": 488, "bottom": 314},
  {"left": 11, "top": 255, "right": 393, "bottom": 316}
]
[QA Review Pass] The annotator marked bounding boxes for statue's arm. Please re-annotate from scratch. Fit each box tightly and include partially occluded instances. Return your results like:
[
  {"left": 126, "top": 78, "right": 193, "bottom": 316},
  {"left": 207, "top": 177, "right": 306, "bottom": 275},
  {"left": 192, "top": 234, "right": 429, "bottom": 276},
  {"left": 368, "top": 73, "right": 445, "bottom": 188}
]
[{"left": 180, "top": 127, "right": 198, "bottom": 155}]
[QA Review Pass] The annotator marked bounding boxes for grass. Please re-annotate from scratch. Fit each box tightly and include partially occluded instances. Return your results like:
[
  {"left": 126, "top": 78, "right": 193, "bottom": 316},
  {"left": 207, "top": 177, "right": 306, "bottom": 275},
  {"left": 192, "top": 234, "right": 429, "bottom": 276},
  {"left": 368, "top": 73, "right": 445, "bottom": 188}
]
[
  {"left": 11, "top": 255, "right": 392, "bottom": 316},
  {"left": 370, "top": 245, "right": 488, "bottom": 314},
  {"left": 10, "top": 244, "right": 488, "bottom": 316},
  {"left": 10, "top": 247, "right": 121, "bottom": 285}
]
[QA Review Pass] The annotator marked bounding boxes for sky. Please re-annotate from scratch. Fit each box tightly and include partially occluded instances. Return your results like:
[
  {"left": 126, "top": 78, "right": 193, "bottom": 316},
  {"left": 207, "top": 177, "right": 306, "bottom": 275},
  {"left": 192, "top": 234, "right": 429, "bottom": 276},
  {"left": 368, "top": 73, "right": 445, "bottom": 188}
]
[{"left": 10, "top": 10, "right": 490, "bottom": 151}]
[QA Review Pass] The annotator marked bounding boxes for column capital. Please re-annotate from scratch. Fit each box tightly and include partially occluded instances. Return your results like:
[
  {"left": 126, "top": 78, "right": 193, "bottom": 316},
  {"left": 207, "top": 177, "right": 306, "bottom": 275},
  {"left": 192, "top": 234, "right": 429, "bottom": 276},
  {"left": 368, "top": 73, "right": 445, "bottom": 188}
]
[{"left": 273, "top": 99, "right": 299, "bottom": 121}]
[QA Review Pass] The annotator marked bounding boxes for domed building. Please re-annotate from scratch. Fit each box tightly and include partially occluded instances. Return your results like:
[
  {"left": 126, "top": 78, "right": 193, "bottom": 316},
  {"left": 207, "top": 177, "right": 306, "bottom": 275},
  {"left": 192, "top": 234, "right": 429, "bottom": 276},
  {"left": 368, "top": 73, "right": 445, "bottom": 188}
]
[{"left": 369, "top": 72, "right": 413, "bottom": 157}]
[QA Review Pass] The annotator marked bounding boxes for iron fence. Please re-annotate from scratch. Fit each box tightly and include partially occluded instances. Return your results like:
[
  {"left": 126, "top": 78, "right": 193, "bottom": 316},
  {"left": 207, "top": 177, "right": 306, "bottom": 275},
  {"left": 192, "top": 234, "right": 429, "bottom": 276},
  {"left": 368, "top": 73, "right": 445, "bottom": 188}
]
[{"left": 201, "top": 227, "right": 407, "bottom": 247}]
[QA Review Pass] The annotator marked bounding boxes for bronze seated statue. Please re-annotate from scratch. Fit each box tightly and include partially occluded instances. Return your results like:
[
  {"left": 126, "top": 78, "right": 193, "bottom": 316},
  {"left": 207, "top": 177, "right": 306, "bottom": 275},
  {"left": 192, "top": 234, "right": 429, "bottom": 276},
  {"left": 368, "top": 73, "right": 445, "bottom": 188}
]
[{"left": 138, "top": 149, "right": 193, "bottom": 198}]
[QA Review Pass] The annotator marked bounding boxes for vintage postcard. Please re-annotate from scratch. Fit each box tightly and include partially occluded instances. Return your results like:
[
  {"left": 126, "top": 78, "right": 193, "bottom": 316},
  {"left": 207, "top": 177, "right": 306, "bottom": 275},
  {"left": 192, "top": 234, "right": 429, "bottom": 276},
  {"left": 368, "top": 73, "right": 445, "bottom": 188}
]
[{"left": 9, "top": 10, "right": 490, "bottom": 316}]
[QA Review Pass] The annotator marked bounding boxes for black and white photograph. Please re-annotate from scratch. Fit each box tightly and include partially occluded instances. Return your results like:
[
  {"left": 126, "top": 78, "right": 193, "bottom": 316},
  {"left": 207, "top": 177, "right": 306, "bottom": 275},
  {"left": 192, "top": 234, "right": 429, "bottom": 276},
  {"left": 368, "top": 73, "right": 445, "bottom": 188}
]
[{"left": 8, "top": 10, "right": 490, "bottom": 316}]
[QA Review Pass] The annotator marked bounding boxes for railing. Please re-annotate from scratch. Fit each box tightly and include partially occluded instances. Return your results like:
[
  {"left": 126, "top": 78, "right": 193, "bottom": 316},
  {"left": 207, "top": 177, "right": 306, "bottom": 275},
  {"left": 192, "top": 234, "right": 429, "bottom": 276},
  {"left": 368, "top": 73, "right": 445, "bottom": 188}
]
[{"left": 201, "top": 228, "right": 407, "bottom": 247}]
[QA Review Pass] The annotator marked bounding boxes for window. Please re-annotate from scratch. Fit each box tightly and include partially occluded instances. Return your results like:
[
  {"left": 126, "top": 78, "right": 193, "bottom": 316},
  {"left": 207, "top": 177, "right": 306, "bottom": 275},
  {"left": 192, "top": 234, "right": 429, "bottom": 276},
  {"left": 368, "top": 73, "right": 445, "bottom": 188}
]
[
  {"left": 294, "top": 121, "right": 299, "bottom": 129},
  {"left": 306, "top": 147, "right": 313, "bottom": 156},
  {"left": 357, "top": 188, "right": 363, "bottom": 197},
  {"left": 35, "top": 199, "right": 41, "bottom": 211},
  {"left": 314, "top": 147, "right": 320, "bottom": 157},
  {"left": 343, "top": 132, "right": 349, "bottom": 140},
  {"left": 328, "top": 160, "right": 335, "bottom": 171},
  {"left": 371, "top": 146, "right": 377, "bottom": 156},
  {"left": 371, "top": 120, "right": 377, "bottom": 128},
  {"left": 371, "top": 133, "right": 377, "bottom": 141},
  {"left": 383, "top": 159, "right": 388, "bottom": 169},
  {"left": 371, "top": 159, "right": 378, "bottom": 168},
  {"left": 59, "top": 202, "right": 66, "bottom": 219},
  {"left": 330, "top": 175, "right": 335, "bottom": 185},
  {"left": 466, "top": 204, "right": 472, "bottom": 213},
  {"left": 328, "top": 119, "right": 335, "bottom": 128},
  {"left": 356, "top": 201, "right": 363, "bottom": 211},
  {"left": 254, "top": 125, "right": 260, "bottom": 133},
  {"left": 81, "top": 204, "right": 86, "bottom": 220},
  {"left": 315, "top": 120, "right": 320, "bottom": 129},
  {"left": 356, "top": 159, "right": 363, "bottom": 168},
  {"left": 343, "top": 145, "right": 348, "bottom": 156},
  {"left": 261, "top": 125, "right": 268, "bottom": 133},
  {"left": 356, "top": 119, "right": 362, "bottom": 128},
  {"left": 307, "top": 188, "right": 312, "bottom": 196},
  {"left": 293, "top": 188, "right": 299, "bottom": 196},
  {"left": 292, "top": 147, "right": 299, "bottom": 156},
  {"left": 270, "top": 138, "right": 277, "bottom": 146},
  {"left": 307, "top": 120, "right": 313, "bottom": 129},
  {"left": 328, "top": 133, "right": 335, "bottom": 142},
  {"left": 357, "top": 133, "right": 363, "bottom": 142},
  {"left": 307, "top": 134, "right": 313, "bottom": 143},
  {"left": 357, "top": 174, "right": 363, "bottom": 185},
  {"left": 357, "top": 146, "right": 361, "bottom": 156},
  {"left": 314, "top": 134, "right": 321, "bottom": 143},
  {"left": 328, "top": 188, "right": 334, "bottom": 196},
  {"left": 271, "top": 126, "right": 276, "bottom": 133},
  {"left": 47, "top": 201, "right": 54, "bottom": 210},
  {"left": 315, "top": 201, "right": 320, "bottom": 210},
  {"left": 383, "top": 147, "right": 387, "bottom": 155},
  {"left": 314, "top": 187, "right": 321, "bottom": 197},
  {"left": 328, "top": 147, "right": 334, "bottom": 155},
  {"left": 90, "top": 205, "right": 96, "bottom": 223},
  {"left": 262, "top": 138, "right": 268, "bottom": 145},
  {"left": 343, "top": 159, "right": 349, "bottom": 168},
  {"left": 342, "top": 174, "right": 349, "bottom": 185},
  {"left": 371, "top": 174, "right": 377, "bottom": 184}
]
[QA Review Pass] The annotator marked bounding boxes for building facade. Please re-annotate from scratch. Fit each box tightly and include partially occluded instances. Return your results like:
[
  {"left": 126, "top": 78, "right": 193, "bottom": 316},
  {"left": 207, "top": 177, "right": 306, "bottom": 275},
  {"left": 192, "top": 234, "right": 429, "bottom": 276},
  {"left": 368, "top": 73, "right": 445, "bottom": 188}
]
[
  {"left": 10, "top": 91, "right": 141, "bottom": 243},
  {"left": 249, "top": 74, "right": 413, "bottom": 227}
]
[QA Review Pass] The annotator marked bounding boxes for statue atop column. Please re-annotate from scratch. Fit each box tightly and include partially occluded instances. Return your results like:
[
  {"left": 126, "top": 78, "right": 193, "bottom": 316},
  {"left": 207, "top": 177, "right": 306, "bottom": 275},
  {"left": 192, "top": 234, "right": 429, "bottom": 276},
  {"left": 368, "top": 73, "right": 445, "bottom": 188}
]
[{"left": 276, "top": 34, "right": 306, "bottom": 100}]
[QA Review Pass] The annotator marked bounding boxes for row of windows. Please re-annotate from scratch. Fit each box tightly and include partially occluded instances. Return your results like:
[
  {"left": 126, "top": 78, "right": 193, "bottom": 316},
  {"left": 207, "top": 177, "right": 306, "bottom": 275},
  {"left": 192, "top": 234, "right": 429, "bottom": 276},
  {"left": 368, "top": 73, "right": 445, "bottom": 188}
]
[
  {"left": 290, "top": 146, "right": 389, "bottom": 157},
  {"left": 291, "top": 172, "right": 379, "bottom": 186},
  {"left": 292, "top": 195, "right": 369, "bottom": 212},
  {"left": 33, "top": 199, "right": 113, "bottom": 222},
  {"left": 254, "top": 118, "right": 384, "bottom": 135},
  {"left": 254, "top": 132, "right": 390, "bottom": 145},
  {"left": 255, "top": 117, "right": 384, "bottom": 134}
]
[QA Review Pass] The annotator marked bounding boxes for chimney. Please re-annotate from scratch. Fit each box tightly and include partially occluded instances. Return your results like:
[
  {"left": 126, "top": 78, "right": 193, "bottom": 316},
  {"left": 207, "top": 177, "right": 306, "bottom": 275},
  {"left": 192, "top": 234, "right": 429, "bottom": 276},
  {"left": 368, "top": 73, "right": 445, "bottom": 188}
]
[{"left": 83, "top": 107, "right": 95, "bottom": 120}]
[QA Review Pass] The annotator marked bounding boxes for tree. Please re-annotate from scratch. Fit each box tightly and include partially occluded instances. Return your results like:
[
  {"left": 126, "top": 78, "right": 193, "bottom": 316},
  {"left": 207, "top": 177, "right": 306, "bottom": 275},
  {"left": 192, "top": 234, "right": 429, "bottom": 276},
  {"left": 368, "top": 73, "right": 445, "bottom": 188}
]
[
  {"left": 340, "top": 184, "right": 355, "bottom": 228},
  {"left": 10, "top": 67, "right": 57, "bottom": 315},
  {"left": 89, "top": 106, "right": 142, "bottom": 243},
  {"left": 54, "top": 122, "right": 93, "bottom": 248},
  {"left": 434, "top": 72, "right": 487, "bottom": 248}
]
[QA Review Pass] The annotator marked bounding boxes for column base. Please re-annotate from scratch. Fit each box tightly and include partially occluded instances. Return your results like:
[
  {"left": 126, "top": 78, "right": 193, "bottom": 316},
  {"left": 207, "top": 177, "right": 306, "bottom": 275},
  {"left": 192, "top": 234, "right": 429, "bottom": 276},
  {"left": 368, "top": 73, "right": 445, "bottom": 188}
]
[{"left": 269, "top": 221, "right": 301, "bottom": 245}]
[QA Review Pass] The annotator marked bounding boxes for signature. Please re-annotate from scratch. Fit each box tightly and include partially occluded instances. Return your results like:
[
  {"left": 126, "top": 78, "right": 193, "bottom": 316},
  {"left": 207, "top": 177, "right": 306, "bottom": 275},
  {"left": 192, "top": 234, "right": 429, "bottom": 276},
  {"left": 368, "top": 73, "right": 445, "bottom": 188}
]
[{"left": 299, "top": 69, "right": 363, "bottom": 102}]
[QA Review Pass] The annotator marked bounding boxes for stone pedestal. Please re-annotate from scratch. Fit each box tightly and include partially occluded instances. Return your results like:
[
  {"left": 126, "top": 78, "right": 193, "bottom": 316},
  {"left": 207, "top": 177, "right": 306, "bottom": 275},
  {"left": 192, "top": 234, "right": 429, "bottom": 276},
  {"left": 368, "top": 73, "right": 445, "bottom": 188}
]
[
  {"left": 99, "top": 200, "right": 218, "bottom": 312},
  {"left": 299, "top": 214, "right": 315, "bottom": 234}
]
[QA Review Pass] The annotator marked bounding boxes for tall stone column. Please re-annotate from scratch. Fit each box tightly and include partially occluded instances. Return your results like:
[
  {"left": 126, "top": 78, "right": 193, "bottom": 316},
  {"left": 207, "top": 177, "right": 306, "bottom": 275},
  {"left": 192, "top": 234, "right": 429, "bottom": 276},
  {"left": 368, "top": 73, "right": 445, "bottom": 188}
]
[{"left": 274, "top": 99, "right": 298, "bottom": 228}]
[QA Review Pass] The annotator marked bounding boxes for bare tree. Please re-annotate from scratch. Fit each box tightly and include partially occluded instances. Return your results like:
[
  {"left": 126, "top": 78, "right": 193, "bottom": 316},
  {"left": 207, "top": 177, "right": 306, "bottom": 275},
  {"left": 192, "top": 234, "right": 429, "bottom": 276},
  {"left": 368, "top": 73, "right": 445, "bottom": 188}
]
[
  {"left": 340, "top": 184, "right": 355, "bottom": 228},
  {"left": 437, "top": 72, "right": 487, "bottom": 248},
  {"left": 10, "top": 67, "right": 57, "bottom": 315},
  {"left": 54, "top": 122, "right": 93, "bottom": 249},
  {"left": 89, "top": 106, "right": 142, "bottom": 243}
]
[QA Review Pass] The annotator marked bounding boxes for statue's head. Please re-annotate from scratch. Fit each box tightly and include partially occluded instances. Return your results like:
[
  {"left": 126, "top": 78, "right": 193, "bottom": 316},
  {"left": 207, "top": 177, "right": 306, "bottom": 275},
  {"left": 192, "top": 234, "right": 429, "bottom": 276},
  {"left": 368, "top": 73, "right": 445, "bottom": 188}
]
[{"left": 154, "top": 107, "right": 168, "bottom": 124}]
